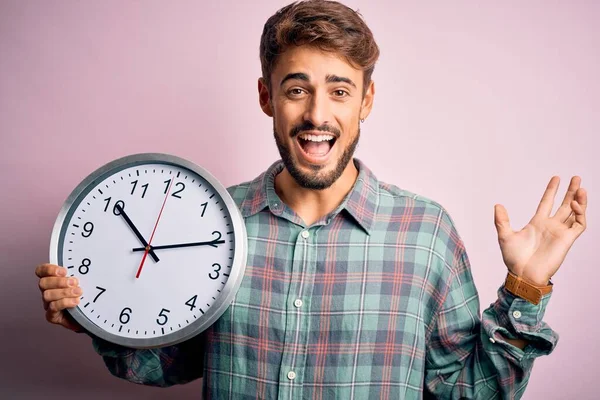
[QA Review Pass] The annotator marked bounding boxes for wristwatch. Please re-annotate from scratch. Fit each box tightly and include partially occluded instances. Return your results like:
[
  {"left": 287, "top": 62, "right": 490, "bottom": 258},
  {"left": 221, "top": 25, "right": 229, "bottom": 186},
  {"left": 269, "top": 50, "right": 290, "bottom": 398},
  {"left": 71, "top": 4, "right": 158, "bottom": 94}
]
[{"left": 504, "top": 271, "right": 553, "bottom": 305}]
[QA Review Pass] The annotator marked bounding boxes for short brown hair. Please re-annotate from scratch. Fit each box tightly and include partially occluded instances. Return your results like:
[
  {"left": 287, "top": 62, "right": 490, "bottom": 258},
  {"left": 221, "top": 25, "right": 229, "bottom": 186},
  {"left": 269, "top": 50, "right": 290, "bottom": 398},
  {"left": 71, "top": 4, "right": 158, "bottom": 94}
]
[{"left": 259, "top": 0, "right": 380, "bottom": 95}]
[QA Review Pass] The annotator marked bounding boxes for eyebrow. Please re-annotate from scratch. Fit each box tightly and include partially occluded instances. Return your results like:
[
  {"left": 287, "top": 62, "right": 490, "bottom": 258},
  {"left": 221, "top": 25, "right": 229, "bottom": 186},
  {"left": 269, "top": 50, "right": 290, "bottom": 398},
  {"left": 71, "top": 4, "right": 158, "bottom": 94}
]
[
  {"left": 326, "top": 74, "right": 357, "bottom": 89},
  {"left": 280, "top": 73, "right": 310, "bottom": 87},
  {"left": 279, "top": 73, "right": 357, "bottom": 89}
]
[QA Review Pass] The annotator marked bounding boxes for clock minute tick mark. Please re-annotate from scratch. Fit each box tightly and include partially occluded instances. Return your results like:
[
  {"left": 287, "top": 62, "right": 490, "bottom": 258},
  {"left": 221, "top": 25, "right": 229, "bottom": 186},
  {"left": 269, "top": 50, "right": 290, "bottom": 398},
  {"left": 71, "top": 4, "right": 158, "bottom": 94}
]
[{"left": 177, "top": 171, "right": 180, "bottom": 178}]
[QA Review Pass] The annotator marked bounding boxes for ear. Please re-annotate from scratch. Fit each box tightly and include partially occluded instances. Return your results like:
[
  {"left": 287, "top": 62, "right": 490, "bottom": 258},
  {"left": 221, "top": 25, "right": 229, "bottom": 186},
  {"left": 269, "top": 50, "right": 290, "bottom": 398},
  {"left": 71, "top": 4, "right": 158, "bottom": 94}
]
[
  {"left": 360, "top": 80, "right": 375, "bottom": 121},
  {"left": 258, "top": 78, "right": 273, "bottom": 117}
]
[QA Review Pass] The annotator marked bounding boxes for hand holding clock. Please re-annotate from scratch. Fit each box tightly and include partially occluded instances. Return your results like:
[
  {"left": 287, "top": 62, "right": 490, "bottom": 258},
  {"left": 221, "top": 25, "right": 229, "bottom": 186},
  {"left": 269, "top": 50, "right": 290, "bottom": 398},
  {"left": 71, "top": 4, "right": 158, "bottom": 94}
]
[{"left": 35, "top": 263, "right": 83, "bottom": 332}]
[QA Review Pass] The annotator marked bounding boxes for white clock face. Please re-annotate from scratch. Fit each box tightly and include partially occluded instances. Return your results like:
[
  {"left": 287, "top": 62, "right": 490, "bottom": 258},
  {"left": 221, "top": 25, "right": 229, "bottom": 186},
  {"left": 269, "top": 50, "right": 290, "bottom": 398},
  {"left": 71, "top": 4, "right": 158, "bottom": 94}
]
[{"left": 51, "top": 155, "right": 246, "bottom": 348}]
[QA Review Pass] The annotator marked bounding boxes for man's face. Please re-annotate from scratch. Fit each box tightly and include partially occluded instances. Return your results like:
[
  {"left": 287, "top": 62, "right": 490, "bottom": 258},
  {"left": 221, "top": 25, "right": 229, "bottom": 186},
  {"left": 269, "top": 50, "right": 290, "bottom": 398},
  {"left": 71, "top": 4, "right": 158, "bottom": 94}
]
[{"left": 259, "top": 45, "right": 374, "bottom": 190}]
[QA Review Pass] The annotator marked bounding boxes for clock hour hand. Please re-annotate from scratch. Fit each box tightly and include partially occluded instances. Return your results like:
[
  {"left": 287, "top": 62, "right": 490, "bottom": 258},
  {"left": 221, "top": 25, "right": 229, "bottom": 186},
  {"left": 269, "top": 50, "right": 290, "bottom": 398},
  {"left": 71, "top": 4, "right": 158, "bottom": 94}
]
[
  {"left": 115, "top": 204, "right": 160, "bottom": 262},
  {"left": 132, "top": 239, "right": 226, "bottom": 252}
]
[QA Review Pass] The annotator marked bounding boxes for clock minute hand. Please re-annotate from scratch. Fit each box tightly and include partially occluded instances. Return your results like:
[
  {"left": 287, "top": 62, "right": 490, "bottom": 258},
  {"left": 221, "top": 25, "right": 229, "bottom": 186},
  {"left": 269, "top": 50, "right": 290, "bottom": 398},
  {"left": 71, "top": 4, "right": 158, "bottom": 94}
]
[
  {"left": 132, "top": 239, "right": 226, "bottom": 252},
  {"left": 115, "top": 204, "right": 160, "bottom": 262}
]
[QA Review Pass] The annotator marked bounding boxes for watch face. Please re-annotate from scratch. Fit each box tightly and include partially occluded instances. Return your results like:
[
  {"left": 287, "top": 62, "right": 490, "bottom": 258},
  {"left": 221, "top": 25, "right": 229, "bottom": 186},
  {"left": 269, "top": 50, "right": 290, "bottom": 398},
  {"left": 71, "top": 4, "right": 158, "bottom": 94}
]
[{"left": 49, "top": 153, "right": 247, "bottom": 348}]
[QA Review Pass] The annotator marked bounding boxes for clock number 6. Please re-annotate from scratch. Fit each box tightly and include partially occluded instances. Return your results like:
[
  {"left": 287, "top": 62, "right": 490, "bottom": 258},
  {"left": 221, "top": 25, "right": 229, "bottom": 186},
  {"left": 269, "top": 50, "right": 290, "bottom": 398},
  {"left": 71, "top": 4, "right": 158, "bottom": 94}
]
[
  {"left": 156, "top": 308, "right": 170, "bottom": 326},
  {"left": 119, "top": 307, "right": 132, "bottom": 324},
  {"left": 209, "top": 263, "right": 221, "bottom": 280}
]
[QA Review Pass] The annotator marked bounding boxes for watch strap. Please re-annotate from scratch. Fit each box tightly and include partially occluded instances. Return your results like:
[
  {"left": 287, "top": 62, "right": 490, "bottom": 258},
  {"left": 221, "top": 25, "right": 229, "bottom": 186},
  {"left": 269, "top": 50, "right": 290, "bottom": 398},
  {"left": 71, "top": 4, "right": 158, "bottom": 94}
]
[{"left": 504, "top": 271, "right": 553, "bottom": 305}]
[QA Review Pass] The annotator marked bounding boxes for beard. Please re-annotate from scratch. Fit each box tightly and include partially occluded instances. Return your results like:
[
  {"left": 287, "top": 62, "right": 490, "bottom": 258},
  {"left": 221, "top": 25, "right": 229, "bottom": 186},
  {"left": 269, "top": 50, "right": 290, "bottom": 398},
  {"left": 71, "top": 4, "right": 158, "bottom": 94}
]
[{"left": 273, "top": 119, "right": 360, "bottom": 190}]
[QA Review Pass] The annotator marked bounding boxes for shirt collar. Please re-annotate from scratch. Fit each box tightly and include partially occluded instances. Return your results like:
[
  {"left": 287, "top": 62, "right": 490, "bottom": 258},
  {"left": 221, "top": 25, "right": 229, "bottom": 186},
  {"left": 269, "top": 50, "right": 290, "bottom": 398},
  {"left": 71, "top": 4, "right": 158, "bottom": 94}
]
[{"left": 238, "top": 158, "right": 379, "bottom": 235}]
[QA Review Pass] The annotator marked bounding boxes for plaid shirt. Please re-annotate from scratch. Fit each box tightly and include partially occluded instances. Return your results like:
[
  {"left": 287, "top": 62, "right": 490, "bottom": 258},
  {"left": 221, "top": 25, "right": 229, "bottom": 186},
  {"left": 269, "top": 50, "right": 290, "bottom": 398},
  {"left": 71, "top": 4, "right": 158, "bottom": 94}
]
[{"left": 93, "top": 159, "right": 558, "bottom": 399}]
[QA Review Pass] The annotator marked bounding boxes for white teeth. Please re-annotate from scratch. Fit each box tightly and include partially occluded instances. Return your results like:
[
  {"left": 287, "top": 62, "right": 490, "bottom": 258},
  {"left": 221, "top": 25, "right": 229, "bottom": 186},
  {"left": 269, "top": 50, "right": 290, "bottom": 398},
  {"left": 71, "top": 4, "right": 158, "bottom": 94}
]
[{"left": 298, "top": 133, "right": 335, "bottom": 142}]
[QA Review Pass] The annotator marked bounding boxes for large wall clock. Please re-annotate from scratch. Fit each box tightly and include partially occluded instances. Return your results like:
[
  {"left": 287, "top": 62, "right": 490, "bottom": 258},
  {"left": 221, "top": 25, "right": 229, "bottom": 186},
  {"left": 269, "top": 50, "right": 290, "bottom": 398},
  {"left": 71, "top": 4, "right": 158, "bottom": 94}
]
[{"left": 49, "top": 153, "right": 247, "bottom": 348}]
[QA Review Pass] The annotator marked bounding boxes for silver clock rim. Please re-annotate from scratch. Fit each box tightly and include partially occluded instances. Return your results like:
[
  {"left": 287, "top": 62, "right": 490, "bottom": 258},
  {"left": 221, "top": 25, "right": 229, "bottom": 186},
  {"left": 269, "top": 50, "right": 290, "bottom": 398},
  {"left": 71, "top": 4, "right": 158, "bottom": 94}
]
[{"left": 49, "top": 153, "right": 248, "bottom": 349}]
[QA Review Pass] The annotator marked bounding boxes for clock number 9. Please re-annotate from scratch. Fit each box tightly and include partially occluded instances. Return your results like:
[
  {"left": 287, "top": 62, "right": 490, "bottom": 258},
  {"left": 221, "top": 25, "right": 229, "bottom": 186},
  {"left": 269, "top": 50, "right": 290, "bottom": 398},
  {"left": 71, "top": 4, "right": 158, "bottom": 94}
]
[
  {"left": 79, "top": 258, "right": 91, "bottom": 275},
  {"left": 81, "top": 222, "right": 94, "bottom": 238},
  {"left": 156, "top": 308, "right": 170, "bottom": 326},
  {"left": 119, "top": 307, "right": 132, "bottom": 324},
  {"left": 209, "top": 263, "right": 221, "bottom": 280}
]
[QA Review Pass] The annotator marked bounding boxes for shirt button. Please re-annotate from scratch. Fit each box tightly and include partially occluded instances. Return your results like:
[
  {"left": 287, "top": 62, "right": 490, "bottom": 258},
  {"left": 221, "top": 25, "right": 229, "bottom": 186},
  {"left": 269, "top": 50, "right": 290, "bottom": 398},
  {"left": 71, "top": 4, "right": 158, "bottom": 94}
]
[
  {"left": 489, "top": 337, "right": 496, "bottom": 344},
  {"left": 512, "top": 310, "right": 522, "bottom": 319},
  {"left": 294, "top": 299, "right": 303, "bottom": 308},
  {"left": 301, "top": 230, "right": 310, "bottom": 239},
  {"left": 287, "top": 371, "right": 296, "bottom": 380},
  {"left": 273, "top": 202, "right": 279, "bottom": 208}
]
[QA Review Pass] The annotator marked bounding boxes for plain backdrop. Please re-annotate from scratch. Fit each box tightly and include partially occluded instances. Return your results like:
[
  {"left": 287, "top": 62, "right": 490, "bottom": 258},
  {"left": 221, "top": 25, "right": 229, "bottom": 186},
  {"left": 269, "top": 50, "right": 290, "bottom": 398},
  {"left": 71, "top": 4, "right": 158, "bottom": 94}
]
[{"left": 1, "top": 0, "right": 597, "bottom": 399}]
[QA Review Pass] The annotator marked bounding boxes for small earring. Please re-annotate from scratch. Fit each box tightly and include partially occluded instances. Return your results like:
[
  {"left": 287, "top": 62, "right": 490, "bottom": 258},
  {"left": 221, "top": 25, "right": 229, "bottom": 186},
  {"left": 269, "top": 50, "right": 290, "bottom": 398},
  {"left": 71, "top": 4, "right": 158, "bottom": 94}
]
[{"left": 360, "top": 118, "right": 365, "bottom": 123}]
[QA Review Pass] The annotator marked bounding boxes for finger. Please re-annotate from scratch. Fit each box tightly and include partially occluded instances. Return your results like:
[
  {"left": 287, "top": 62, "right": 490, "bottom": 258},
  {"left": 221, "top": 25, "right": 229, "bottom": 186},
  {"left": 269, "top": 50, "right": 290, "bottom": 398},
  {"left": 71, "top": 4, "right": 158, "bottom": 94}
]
[
  {"left": 39, "top": 276, "right": 78, "bottom": 291},
  {"left": 570, "top": 190, "right": 587, "bottom": 234},
  {"left": 47, "top": 296, "right": 80, "bottom": 313},
  {"left": 535, "top": 176, "right": 560, "bottom": 217},
  {"left": 35, "top": 263, "right": 67, "bottom": 279},
  {"left": 576, "top": 187, "right": 588, "bottom": 211},
  {"left": 554, "top": 176, "right": 581, "bottom": 221},
  {"left": 42, "top": 287, "right": 83, "bottom": 303},
  {"left": 494, "top": 204, "right": 513, "bottom": 240}
]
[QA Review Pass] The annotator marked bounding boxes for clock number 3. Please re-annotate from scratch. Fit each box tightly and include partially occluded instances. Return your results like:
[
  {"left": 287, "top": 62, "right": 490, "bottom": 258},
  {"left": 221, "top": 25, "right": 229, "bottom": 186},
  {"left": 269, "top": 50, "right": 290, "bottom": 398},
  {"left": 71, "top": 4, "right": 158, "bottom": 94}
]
[
  {"left": 156, "top": 308, "right": 170, "bottom": 326},
  {"left": 209, "top": 263, "right": 221, "bottom": 280}
]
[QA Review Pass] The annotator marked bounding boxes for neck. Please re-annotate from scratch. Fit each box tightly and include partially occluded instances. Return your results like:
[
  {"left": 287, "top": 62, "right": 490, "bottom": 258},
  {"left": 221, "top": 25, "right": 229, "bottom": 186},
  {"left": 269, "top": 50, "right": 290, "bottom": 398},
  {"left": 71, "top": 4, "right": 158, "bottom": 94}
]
[{"left": 274, "top": 160, "right": 359, "bottom": 226}]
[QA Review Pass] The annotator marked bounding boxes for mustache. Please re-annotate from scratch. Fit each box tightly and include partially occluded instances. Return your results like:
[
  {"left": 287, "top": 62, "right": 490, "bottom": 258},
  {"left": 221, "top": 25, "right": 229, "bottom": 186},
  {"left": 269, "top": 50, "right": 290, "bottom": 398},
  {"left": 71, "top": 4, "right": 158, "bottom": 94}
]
[{"left": 290, "top": 121, "right": 341, "bottom": 138}]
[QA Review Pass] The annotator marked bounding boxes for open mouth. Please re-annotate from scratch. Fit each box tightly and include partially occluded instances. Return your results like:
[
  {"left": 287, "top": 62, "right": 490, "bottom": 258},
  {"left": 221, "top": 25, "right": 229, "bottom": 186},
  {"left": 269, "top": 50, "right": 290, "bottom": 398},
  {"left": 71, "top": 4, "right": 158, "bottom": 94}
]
[{"left": 296, "top": 132, "right": 337, "bottom": 159}]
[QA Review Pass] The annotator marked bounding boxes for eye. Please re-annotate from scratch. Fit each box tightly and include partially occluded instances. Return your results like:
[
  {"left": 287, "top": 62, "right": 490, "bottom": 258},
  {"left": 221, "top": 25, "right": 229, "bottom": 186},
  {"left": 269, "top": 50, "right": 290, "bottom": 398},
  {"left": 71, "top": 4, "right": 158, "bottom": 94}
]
[
  {"left": 288, "top": 88, "right": 305, "bottom": 96},
  {"left": 333, "top": 89, "right": 349, "bottom": 97}
]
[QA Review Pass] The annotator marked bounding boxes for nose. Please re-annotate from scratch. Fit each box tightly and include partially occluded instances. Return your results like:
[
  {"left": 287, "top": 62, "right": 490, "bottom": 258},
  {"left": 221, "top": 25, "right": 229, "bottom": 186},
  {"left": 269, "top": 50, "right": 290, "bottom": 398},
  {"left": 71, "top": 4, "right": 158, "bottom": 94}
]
[{"left": 303, "top": 90, "right": 330, "bottom": 127}]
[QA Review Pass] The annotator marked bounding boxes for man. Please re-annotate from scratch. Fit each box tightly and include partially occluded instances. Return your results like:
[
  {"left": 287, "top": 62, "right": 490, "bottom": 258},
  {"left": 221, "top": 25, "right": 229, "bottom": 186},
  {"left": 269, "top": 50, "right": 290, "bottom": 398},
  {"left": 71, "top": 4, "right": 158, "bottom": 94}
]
[{"left": 36, "top": 1, "right": 588, "bottom": 398}]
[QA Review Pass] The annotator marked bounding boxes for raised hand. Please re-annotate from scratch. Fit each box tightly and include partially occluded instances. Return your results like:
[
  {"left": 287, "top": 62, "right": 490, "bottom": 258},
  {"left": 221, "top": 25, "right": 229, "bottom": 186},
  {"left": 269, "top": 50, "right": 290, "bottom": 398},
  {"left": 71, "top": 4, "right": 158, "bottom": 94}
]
[{"left": 494, "top": 176, "right": 588, "bottom": 286}]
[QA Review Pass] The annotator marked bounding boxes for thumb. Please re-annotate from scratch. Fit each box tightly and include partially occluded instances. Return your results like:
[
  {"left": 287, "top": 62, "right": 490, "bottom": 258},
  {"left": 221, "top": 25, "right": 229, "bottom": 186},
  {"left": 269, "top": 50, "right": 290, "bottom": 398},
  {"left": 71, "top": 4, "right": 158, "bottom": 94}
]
[{"left": 494, "top": 204, "right": 513, "bottom": 240}]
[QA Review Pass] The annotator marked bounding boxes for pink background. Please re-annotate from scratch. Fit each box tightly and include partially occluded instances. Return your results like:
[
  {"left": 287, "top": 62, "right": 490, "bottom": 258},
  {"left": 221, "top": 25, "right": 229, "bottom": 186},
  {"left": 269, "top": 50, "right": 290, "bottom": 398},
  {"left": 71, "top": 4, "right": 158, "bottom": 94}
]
[{"left": 1, "top": 0, "right": 597, "bottom": 398}]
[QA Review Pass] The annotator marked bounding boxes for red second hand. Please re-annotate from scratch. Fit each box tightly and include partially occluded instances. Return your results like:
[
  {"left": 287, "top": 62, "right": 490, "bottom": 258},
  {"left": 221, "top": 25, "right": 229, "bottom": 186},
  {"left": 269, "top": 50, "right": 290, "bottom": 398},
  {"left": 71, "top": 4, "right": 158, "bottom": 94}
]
[{"left": 136, "top": 178, "right": 175, "bottom": 279}]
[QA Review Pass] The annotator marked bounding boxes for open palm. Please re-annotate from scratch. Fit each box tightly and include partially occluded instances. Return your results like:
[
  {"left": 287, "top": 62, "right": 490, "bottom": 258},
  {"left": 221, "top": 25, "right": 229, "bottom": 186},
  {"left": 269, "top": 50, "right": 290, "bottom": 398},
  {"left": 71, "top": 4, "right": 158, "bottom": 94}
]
[{"left": 494, "top": 176, "right": 588, "bottom": 286}]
